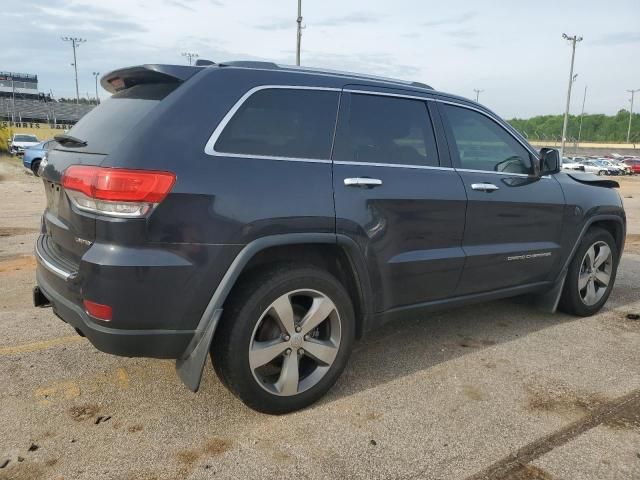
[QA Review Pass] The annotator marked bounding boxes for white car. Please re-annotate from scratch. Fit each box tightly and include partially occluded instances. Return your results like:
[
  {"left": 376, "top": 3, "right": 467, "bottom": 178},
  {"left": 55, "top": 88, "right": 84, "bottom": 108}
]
[
  {"left": 607, "top": 159, "right": 632, "bottom": 175},
  {"left": 561, "top": 158, "right": 585, "bottom": 171},
  {"left": 581, "top": 161, "right": 609, "bottom": 176},
  {"left": 9, "top": 134, "right": 40, "bottom": 156}
]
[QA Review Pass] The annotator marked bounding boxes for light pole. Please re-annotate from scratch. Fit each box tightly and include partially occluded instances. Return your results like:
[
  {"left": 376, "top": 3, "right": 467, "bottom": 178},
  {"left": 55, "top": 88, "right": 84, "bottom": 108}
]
[
  {"left": 61, "top": 37, "right": 86, "bottom": 105},
  {"left": 296, "top": 0, "right": 303, "bottom": 66},
  {"left": 181, "top": 52, "right": 199, "bottom": 65},
  {"left": 560, "top": 33, "right": 582, "bottom": 159},
  {"left": 92, "top": 72, "right": 100, "bottom": 105},
  {"left": 473, "top": 89, "right": 484, "bottom": 102},
  {"left": 577, "top": 85, "right": 587, "bottom": 150},
  {"left": 627, "top": 89, "right": 639, "bottom": 143}
]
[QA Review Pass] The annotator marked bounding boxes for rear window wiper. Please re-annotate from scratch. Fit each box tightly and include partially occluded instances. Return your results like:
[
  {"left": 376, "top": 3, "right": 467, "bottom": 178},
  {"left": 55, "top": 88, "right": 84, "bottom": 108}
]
[{"left": 54, "top": 134, "right": 88, "bottom": 147}]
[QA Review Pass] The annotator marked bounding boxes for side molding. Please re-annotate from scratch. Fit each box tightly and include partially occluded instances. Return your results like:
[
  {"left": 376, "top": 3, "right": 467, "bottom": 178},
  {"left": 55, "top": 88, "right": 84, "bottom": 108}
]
[{"left": 175, "top": 232, "right": 370, "bottom": 392}]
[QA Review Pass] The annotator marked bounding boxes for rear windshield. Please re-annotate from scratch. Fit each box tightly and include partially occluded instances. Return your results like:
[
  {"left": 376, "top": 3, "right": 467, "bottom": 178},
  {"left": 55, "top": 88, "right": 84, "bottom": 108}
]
[
  {"left": 59, "top": 83, "right": 177, "bottom": 154},
  {"left": 14, "top": 135, "right": 38, "bottom": 142}
]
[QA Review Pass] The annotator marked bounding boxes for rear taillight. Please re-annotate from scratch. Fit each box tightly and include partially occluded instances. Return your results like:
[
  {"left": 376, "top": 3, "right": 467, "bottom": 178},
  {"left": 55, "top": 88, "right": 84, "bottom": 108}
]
[
  {"left": 83, "top": 299, "right": 112, "bottom": 321},
  {"left": 62, "top": 166, "right": 175, "bottom": 218}
]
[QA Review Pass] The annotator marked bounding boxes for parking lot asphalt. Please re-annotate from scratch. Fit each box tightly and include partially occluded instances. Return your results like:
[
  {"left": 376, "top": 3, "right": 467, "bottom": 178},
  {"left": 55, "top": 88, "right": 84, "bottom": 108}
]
[{"left": 1, "top": 157, "right": 639, "bottom": 480}]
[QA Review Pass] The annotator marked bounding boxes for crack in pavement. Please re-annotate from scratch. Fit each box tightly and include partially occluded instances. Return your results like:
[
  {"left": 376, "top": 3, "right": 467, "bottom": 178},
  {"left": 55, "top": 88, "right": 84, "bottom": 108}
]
[{"left": 463, "top": 388, "right": 640, "bottom": 480}]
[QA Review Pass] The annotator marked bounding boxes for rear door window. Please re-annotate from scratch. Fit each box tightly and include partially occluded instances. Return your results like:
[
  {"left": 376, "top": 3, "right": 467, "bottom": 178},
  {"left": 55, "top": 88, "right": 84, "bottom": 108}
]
[
  {"left": 333, "top": 92, "right": 439, "bottom": 167},
  {"left": 214, "top": 88, "right": 339, "bottom": 160}
]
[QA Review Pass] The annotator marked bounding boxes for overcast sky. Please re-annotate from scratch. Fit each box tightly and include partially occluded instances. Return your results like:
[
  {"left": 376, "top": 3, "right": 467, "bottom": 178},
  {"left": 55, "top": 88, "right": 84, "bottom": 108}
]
[{"left": 1, "top": 0, "right": 638, "bottom": 118}]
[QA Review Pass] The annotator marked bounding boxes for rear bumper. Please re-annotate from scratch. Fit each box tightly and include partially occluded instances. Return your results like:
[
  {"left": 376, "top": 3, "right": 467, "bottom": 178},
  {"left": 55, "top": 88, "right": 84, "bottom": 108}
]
[{"left": 35, "top": 236, "right": 195, "bottom": 359}]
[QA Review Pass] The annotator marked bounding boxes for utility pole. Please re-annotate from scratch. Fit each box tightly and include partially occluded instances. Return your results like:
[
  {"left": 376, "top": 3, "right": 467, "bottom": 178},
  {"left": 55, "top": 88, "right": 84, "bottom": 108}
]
[
  {"left": 560, "top": 33, "right": 582, "bottom": 159},
  {"left": 61, "top": 37, "right": 86, "bottom": 105},
  {"left": 11, "top": 77, "right": 16, "bottom": 124},
  {"left": 473, "top": 89, "right": 484, "bottom": 102},
  {"left": 296, "top": 0, "right": 303, "bottom": 66},
  {"left": 627, "top": 89, "right": 639, "bottom": 143},
  {"left": 181, "top": 52, "right": 199, "bottom": 65},
  {"left": 93, "top": 72, "right": 100, "bottom": 105},
  {"left": 577, "top": 85, "right": 587, "bottom": 150}
]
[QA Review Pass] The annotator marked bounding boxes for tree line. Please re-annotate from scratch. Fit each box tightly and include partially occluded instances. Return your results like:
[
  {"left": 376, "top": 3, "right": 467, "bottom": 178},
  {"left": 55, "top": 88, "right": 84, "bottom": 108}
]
[{"left": 508, "top": 110, "right": 640, "bottom": 143}]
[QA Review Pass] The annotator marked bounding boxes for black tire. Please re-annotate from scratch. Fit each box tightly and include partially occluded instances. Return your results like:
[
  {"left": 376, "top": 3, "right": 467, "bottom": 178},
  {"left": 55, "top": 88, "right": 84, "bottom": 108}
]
[
  {"left": 31, "top": 159, "right": 41, "bottom": 176},
  {"left": 597, "top": 170, "right": 605, "bottom": 176},
  {"left": 211, "top": 264, "right": 355, "bottom": 414},
  {"left": 558, "top": 227, "right": 618, "bottom": 316}
]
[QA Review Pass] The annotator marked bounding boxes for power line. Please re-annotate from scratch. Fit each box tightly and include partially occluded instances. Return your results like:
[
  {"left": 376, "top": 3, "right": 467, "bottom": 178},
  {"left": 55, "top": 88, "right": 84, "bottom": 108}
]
[
  {"left": 61, "top": 37, "right": 86, "bottom": 105},
  {"left": 627, "top": 89, "right": 640, "bottom": 143},
  {"left": 559, "top": 33, "right": 582, "bottom": 159},
  {"left": 181, "top": 52, "right": 199, "bottom": 65}
]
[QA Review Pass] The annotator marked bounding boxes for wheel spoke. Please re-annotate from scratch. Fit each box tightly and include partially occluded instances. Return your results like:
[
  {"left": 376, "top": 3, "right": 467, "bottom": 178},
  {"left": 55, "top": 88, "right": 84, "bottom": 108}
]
[
  {"left": 584, "top": 278, "right": 597, "bottom": 304},
  {"left": 578, "top": 272, "right": 590, "bottom": 290},
  {"left": 270, "top": 294, "right": 295, "bottom": 335},
  {"left": 595, "top": 270, "right": 610, "bottom": 286},
  {"left": 593, "top": 245, "right": 611, "bottom": 268},
  {"left": 303, "top": 339, "right": 338, "bottom": 366},
  {"left": 249, "top": 339, "right": 288, "bottom": 370},
  {"left": 300, "top": 296, "right": 336, "bottom": 335},
  {"left": 275, "top": 352, "right": 299, "bottom": 395},
  {"left": 585, "top": 246, "right": 596, "bottom": 269}
]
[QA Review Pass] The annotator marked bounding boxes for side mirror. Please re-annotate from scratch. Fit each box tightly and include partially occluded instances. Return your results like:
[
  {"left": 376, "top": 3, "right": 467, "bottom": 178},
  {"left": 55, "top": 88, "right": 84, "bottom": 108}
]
[{"left": 539, "top": 148, "right": 560, "bottom": 176}]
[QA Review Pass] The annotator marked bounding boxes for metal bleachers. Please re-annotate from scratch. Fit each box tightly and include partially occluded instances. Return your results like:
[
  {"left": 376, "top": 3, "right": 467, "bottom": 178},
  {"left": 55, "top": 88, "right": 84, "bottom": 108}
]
[{"left": 0, "top": 97, "right": 94, "bottom": 124}]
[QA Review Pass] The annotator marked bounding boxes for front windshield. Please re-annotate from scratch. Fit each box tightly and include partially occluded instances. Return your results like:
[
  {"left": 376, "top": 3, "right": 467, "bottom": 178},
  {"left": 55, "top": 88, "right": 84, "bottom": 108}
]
[{"left": 14, "top": 135, "right": 38, "bottom": 142}]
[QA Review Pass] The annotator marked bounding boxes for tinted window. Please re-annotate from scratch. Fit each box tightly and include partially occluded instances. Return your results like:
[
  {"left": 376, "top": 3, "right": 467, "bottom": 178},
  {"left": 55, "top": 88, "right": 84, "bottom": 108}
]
[
  {"left": 443, "top": 105, "right": 532, "bottom": 174},
  {"left": 62, "top": 83, "right": 177, "bottom": 154},
  {"left": 215, "top": 89, "right": 339, "bottom": 159},
  {"left": 333, "top": 93, "right": 438, "bottom": 166}
]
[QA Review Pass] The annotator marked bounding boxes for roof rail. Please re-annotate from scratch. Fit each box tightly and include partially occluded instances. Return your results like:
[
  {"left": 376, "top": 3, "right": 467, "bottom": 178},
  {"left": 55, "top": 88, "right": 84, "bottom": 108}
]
[{"left": 218, "top": 61, "right": 433, "bottom": 90}]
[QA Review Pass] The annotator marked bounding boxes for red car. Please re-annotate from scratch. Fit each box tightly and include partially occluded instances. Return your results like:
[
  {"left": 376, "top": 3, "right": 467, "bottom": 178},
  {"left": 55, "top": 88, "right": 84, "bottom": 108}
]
[{"left": 623, "top": 159, "right": 640, "bottom": 174}]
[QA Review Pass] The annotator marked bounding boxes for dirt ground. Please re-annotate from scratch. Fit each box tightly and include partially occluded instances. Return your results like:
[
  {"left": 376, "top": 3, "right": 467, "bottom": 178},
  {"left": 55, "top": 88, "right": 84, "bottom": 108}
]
[{"left": 0, "top": 156, "right": 639, "bottom": 480}]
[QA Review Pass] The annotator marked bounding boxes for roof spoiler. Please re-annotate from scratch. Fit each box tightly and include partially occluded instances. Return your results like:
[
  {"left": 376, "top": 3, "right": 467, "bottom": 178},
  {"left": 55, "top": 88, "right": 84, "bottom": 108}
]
[{"left": 100, "top": 64, "right": 202, "bottom": 94}]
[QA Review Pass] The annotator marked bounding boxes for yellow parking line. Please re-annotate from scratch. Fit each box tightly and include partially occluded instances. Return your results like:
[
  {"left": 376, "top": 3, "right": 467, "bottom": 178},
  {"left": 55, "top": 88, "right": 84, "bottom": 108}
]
[{"left": 0, "top": 335, "right": 84, "bottom": 355}]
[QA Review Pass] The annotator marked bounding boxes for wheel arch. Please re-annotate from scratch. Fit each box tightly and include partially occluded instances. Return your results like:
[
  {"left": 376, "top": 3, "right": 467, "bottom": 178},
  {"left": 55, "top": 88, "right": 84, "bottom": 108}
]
[
  {"left": 536, "top": 214, "right": 625, "bottom": 314},
  {"left": 175, "top": 233, "right": 372, "bottom": 392}
]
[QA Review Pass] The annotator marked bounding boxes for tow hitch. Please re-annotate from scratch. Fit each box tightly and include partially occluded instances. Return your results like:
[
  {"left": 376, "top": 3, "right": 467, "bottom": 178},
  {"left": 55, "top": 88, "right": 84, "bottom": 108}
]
[{"left": 33, "top": 287, "right": 51, "bottom": 308}]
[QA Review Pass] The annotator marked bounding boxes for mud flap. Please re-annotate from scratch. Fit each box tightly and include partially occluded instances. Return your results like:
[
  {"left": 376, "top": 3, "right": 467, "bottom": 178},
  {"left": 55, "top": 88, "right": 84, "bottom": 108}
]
[
  {"left": 175, "top": 308, "right": 223, "bottom": 392},
  {"left": 532, "top": 270, "right": 567, "bottom": 313}
]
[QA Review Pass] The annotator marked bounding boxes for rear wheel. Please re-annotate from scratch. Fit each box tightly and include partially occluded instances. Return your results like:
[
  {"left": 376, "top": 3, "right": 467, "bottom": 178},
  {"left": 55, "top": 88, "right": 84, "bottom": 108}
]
[
  {"left": 559, "top": 227, "right": 618, "bottom": 316},
  {"left": 597, "top": 170, "right": 605, "bottom": 176},
  {"left": 212, "top": 264, "right": 355, "bottom": 414}
]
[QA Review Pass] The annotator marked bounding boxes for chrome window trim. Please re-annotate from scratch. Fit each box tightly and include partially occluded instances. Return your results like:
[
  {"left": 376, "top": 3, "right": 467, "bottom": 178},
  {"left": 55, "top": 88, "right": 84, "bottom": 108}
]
[
  {"left": 334, "top": 160, "right": 452, "bottom": 171},
  {"left": 204, "top": 85, "right": 341, "bottom": 161},
  {"left": 204, "top": 84, "right": 544, "bottom": 175},
  {"left": 35, "top": 241, "right": 73, "bottom": 281}
]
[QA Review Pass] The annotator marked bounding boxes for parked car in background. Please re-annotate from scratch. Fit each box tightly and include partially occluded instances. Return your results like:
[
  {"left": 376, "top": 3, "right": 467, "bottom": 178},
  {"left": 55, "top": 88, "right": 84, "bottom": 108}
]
[
  {"left": 608, "top": 159, "right": 632, "bottom": 175},
  {"left": 594, "top": 159, "right": 622, "bottom": 175},
  {"left": 9, "top": 134, "right": 40, "bottom": 156},
  {"left": 623, "top": 158, "right": 640, "bottom": 174},
  {"left": 561, "top": 158, "right": 585, "bottom": 171},
  {"left": 23, "top": 140, "right": 56, "bottom": 175},
  {"left": 582, "top": 161, "right": 609, "bottom": 176}
]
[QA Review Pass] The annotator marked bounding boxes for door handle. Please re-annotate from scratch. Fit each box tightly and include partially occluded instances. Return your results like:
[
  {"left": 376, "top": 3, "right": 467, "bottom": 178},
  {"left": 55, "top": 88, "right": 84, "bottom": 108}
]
[
  {"left": 344, "top": 177, "right": 383, "bottom": 188},
  {"left": 471, "top": 182, "right": 499, "bottom": 192}
]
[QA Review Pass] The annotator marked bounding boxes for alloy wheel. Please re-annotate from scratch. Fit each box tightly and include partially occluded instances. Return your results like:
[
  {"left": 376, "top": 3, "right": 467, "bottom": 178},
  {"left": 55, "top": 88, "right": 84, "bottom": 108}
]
[
  {"left": 249, "top": 289, "right": 341, "bottom": 396},
  {"left": 578, "top": 241, "right": 613, "bottom": 306}
]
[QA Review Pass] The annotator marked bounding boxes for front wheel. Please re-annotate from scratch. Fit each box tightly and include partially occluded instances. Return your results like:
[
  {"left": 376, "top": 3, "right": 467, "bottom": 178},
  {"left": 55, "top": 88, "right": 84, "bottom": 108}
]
[
  {"left": 559, "top": 227, "right": 618, "bottom": 316},
  {"left": 212, "top": 264, "right": 355, "bottom": 414},
  {"left": 597, "top": 170, "right": 606, "bottom": 176}
]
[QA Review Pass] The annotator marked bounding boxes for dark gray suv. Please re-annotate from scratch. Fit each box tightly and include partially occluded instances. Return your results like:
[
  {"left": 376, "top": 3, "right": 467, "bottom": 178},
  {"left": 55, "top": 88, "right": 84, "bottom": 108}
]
[{"left": 33, "top": 61, "right": 626, "bottom": 413}]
